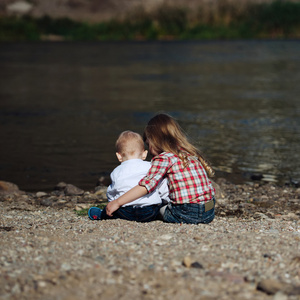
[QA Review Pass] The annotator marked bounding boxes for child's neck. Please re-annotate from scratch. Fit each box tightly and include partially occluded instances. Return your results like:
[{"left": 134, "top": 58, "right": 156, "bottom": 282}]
[{"left": 122, "top": 156, "right": 143, "bottom": 162}]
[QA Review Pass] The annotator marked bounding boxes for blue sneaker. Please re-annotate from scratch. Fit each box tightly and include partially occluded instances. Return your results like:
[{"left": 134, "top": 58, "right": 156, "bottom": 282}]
[{"left": 88, "top": 207, "right": 102, "bottom": 220}]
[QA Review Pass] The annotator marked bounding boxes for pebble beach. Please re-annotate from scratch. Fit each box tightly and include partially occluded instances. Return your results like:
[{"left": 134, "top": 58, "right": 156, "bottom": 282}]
[{"left": 0, "top": 179, "right": 300, "bottom": 300}]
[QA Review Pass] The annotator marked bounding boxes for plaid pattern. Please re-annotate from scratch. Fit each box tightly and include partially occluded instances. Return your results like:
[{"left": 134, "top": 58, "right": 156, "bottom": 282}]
[{"left": 139, "top": 152, "right": 215, "bottom": 204}]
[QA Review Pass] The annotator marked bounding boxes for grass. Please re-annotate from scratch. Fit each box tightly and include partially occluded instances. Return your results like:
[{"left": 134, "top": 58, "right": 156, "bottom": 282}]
[{"left": 1, "top": 1, "right": 300, "bottom": 41}]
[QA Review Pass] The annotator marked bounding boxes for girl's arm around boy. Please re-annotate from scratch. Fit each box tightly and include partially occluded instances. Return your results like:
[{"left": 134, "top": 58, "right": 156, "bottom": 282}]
[{"left": 106, "top": 185, "right": 148, "bottom": 216}]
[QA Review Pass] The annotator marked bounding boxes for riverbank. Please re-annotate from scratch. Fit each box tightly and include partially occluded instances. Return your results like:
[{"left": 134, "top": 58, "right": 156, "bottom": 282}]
[
  {"left": 1, "top": 1, "right": 300, "bottom": 41},
  {"left": 0, "top": 178, "right": 300, "bottom": 299}
]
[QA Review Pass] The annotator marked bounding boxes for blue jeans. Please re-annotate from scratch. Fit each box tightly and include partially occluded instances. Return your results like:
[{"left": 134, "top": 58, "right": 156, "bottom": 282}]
[
  {"left": 100, "top": 204, "right": 161, "bottom": 222},
  {"left": 163, "top": 198, "right": 215, "bottom": 224}
]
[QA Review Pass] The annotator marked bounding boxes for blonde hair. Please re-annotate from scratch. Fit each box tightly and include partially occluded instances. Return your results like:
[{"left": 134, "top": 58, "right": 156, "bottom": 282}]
[
  {"left": 143, "top": 114, "right": 214, "bottom": 177},
  {"left": 116, "top": 131, "right": 145, "bottom": 158}
]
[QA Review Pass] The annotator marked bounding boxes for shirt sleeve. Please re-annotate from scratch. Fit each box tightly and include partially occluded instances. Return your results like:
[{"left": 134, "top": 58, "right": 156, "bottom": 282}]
[{"left": 139, "top": 154, "right": 171, "bottom": 194}]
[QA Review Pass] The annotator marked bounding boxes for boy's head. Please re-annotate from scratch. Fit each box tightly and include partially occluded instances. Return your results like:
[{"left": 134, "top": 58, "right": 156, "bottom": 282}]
[{"left": 115, "top": 131, "right": 147, "bottom": 162}]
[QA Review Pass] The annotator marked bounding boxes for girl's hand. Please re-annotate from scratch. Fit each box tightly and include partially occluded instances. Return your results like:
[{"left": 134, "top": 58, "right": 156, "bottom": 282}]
[
  {"left": 106, "top": 200, "right": 120, "bottom": 216},
  {"left": 106, "top": 185, "right": 148, "bottom": 217}
]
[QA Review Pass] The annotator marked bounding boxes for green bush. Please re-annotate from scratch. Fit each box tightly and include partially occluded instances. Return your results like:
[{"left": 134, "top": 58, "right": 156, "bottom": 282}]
[
  {"left": 245, "top": 0, "right": 300, "bottom": 36},
  {"left": 154, "top": 6, "right": 188, "bottom": 36},
  {"left": 0, "top": 16, "right": 39, "bottom": 41},
  {"left": 36, "top": 15, "right": 86, "bottom": 39}
]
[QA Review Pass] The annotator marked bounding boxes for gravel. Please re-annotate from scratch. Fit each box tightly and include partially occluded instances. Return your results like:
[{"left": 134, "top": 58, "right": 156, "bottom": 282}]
[{"left": 0, "top": 179, "right": 300, "bottom": 300}]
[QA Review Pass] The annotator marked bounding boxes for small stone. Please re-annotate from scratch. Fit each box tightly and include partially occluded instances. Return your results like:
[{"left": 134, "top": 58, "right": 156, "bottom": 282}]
[
  {"left": 61, "top": 263, "right": 72, "bottom": 271},
  {"left": 282, "top": 213, "right": 299, "bottom": 221},
  {"left": 257, "top": 279, "right": 285, "bottom": 295},
  {"left": 75, "top": 204, "right": 92, "bottom": 211},
  {"left": 182, "top": 256, "right": 192, "bottom": 268},
  {"left": 77, "top": 249, "right": 84, "bottom": 256},
  {"left": 36, "top": 192, "right": 48, "bottom": 198},
  {"left": 96, "top": 176, "right": 111, "bottom": 187},
  {"left": 159, "top": 234, "right": 173, "bottom": 241},
  {"left": 254, "top": 212, "right": 270, "bottom": 220},
  {"left": 273, "top": 292, "right": 288, "bottom": 300},
  {"left": 37, "top": 280, "right": 47, "bottom": 288},
  {"left": 40, "top": 198, "right": 53, "bottom": 207},
  {"left": 55, "top": 182, "right": 67, "bottom": 191}
]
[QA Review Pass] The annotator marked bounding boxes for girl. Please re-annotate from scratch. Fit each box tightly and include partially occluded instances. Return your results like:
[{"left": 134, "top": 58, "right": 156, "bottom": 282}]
[{"left": 106, "top": 113, "right": 216, "bottom": 224}]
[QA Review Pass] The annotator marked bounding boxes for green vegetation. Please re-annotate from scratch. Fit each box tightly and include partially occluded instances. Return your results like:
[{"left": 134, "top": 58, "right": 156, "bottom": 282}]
[{"left": 1, "top": 1, "right": 300, "bottom": 41}]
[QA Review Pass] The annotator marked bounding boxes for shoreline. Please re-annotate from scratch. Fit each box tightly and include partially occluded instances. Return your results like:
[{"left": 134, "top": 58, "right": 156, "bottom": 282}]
[
  {"left": 2, "top": 166, "right": 299, "bottom": 195},
  {"left": 1, "top": 177, "right": 300, "bottom": 215}
]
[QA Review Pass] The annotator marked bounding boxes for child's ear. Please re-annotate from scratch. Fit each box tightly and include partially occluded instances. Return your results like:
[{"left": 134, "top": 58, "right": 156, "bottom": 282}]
[
  {"left": 116, "top": 152, "right": 123, "bottom": 162},
  {"left": 142, "top": 150, "right": 148, "bottom": 160}
]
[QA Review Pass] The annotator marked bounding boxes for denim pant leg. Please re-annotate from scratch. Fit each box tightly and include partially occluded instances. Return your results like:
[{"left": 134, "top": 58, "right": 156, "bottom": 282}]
[
  {"left": 134, "top": 205, "right": 161, "bottom": 222},
  {"left": 101, "top": 205, "right": 161, "bottom": 222},
  {"left": 163, "top": 198, "right": 215, "bottom": 224}
]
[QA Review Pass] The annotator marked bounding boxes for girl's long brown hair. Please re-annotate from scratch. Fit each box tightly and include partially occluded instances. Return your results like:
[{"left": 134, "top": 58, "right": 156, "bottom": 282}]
[{"left": 143, "top": 113, "right": 214, "bottom": 177}]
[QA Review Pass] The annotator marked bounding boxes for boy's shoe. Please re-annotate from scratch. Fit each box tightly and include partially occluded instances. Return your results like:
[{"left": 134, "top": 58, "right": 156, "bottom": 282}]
[{"left": 88, "top": 207, "right": 102, "bottom": 220}]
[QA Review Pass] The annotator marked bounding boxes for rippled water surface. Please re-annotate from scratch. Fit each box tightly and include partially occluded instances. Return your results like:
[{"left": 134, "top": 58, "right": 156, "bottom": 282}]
[{"left": 0, "top": 40, "right": 299, "bottom": 191}]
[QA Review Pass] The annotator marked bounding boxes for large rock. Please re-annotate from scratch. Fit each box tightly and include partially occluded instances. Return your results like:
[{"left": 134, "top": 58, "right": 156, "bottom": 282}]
[
  {"left": 0, "top": 181, "right": 21, "bottom": 195},
  {"left": 55, "top": 182, "right": 67, "bottom": 191},
  {"left": 54, "top": 182, "right": 84, "bottom": 196},
  {"left": 64, "top": 184, "right": 84, "bottom": 196}
]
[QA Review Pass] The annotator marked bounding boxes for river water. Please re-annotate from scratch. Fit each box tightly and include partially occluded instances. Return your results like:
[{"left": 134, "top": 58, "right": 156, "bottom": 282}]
[{"left": 0, "top": 40, "right": 300, "bottom": 192}]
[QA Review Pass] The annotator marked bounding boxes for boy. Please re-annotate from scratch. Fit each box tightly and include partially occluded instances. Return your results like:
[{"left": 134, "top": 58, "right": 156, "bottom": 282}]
[{"left": 88, "top": 131, "right": 169, "bottom": 222}]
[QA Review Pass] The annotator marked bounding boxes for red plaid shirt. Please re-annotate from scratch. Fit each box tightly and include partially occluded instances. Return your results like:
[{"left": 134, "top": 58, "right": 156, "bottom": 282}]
[{"left": 139, "top": 152, "right": 215, "bottom": 204}]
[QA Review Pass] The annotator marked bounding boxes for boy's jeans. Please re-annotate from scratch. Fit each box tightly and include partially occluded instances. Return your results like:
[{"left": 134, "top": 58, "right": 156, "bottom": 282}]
[
  {"left": 101, "top": 204, "right": 161, "bottom": 222},
  {"left": 163, "top": 197, "right": 215, "bottom": 224}
]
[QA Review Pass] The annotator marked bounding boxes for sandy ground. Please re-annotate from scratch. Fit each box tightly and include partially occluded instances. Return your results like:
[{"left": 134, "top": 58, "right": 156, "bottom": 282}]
[{"left": 0, "top": 179, "right": 300, "bottom": 300}]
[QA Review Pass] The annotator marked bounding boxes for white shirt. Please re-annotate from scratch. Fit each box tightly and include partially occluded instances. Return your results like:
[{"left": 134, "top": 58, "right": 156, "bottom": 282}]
[{"left": 106, "top": 159, "right": 169, "bottom": 207}]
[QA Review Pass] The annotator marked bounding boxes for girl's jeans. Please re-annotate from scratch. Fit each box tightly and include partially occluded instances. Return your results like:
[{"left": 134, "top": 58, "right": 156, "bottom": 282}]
[{"left": 163, "top": 197, "right": 215, "bottom": 224}]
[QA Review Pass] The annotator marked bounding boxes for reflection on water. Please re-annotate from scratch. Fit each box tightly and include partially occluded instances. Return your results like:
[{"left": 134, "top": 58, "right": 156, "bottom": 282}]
[{"left": 0, "top": 41, "right": 299, "bottom": 191}]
